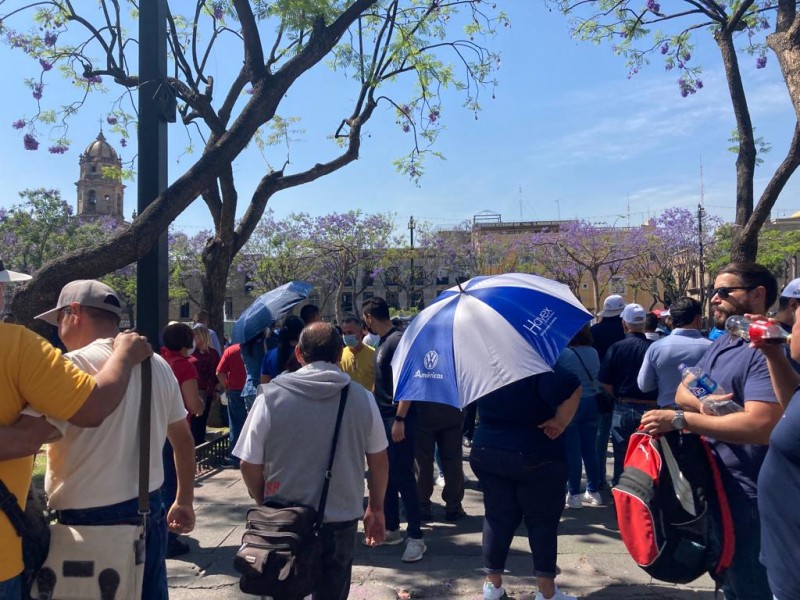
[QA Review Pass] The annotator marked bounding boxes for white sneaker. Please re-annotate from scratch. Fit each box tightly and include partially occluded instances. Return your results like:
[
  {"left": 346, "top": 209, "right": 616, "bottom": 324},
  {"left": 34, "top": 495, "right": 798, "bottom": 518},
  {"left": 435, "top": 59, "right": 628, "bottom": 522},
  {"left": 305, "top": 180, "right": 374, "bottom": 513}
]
[
  {"left": 583, "top": 490, "right": 603, "bottom": 506},
  {"left": 435, "top": 475, "right": 445, "bottom": 488},
  {"left": 401, "top": 537, "right": 427, "bottom": 562},
  {"left": 363, "top": 528, "right": 404, "bottom": 546},
  {"left": 483, "top": 581, "right": 510, "bottom": 600},
  {"left": 534, "top": 586, "right": 578, "bottom": 600},
  {"left": 565, "top": 493, "right": 583, "bottom": 509}
]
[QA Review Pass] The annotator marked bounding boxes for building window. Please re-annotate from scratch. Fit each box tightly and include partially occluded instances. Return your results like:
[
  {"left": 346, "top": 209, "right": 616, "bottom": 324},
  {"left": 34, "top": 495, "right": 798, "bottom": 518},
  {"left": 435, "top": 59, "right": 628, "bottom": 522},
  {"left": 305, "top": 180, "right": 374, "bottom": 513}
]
[
  {"left": 244, "top": 274, "right": 255, "bottom": 295},
  {"left": 385, "top": 267, "right": 401, "bottom": 287},
  {"left": 386, "top": 291, "right": 400, "bottom": 309},
  {"left": 409, "top": 290, "right": 423, "bottom": 309},
  {"left": 436, "top": 275, "right": 450, "bottom": 286},
  {"left": 344, "top": 276, "right": 354, "bottom": 288},
  {"left": 179, "top": 302, "right": 190, "bottom": 319},
  {"left": 91, "top": 165, "right": 97, "bottom": 173},
  {"left": 341, "top": 292, "right": 353, "bottom": 312},
  {"left": 362, "top": 271, "right": 375, "bottom": 288},
  {"left": 224, "top": 297, "right": 233, "bottom": 320},
  {"left": 610, "top": 276, "right": 626, "bottom": 295},
  {"left": 87, "top": 190, "right": 96, "bottom": 211},
  {"left": 361, "top": 290, "right": 374, "bottom": 303}
]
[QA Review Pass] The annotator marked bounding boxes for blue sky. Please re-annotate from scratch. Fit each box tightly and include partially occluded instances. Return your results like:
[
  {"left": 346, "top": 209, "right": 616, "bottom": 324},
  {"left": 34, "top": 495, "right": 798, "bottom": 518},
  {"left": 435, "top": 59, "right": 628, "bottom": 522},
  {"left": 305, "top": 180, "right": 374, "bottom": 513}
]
[{"left": 0, "top": 2, "right": 797, "bottom": 236}]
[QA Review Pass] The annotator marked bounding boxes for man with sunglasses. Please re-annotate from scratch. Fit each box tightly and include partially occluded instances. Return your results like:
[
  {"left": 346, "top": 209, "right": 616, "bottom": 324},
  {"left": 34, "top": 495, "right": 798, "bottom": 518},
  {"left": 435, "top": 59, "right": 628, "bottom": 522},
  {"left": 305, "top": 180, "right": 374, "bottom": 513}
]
[{"left": 641, "top": 262, "right": 783, "bottom": 600}]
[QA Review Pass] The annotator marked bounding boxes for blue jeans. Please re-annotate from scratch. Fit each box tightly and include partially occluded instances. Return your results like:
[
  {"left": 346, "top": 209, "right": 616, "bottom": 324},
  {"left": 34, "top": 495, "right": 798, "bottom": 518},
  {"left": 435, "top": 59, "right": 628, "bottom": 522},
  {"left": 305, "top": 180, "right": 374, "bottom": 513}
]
[
  {"left": 722, "top": 499, "right": 772, "bottom": 600},
  {"left": 382, "top": 415, "right": 423, "bottom": 539},
  {"left": 596, "top": 411, "right": 612, "bottom": 487},
  {"left": 470, "top": 446, "right": 567, "bottom": 578},
  {"left": 610, "top": 403, "right": 648, "bottom": 486},
  {"left": 56, "top": 491, "right": 168, "bottom": 600},
  {"left": 564, "top": 415, "right": 601, "bottom": 495},
  {"left": 0, "top": 575, "right": 21, "bottom": 600},
  {"left": 225, "top": 390, "right": 246, "bottom": 464}
]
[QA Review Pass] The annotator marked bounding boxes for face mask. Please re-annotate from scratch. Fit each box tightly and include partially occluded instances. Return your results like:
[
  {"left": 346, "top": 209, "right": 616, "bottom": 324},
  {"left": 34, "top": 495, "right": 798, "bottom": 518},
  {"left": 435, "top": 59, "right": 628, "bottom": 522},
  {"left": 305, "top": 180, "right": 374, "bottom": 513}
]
[{"left": 343, "top": 334, "right": 359, "bottom": 348}]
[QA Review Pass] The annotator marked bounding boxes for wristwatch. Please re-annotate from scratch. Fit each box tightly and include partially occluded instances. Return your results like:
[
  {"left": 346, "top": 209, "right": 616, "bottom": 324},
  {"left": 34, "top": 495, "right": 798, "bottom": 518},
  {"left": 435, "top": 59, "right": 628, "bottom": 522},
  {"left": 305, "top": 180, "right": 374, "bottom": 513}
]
[
  {"left": 394, "top": 415, "right": 406, "bottom": 423},
  {"left": 671, "top": 409, "right": 686, "bottom": 431}
]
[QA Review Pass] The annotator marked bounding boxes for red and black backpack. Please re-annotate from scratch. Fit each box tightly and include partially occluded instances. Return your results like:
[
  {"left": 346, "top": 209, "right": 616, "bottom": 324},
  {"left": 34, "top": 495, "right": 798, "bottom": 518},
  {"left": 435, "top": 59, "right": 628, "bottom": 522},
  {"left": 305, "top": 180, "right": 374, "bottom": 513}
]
[{"left": 612, "top": 429, "right": 735, "bottom": 586}]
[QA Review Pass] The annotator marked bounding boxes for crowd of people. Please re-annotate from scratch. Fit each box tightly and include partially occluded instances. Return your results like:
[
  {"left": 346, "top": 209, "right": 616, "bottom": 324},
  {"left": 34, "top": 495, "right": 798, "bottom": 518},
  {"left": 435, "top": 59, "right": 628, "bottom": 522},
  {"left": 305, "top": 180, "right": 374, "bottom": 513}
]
[{"left": 3, "top": 259, "right": 800, "bottom": 600}]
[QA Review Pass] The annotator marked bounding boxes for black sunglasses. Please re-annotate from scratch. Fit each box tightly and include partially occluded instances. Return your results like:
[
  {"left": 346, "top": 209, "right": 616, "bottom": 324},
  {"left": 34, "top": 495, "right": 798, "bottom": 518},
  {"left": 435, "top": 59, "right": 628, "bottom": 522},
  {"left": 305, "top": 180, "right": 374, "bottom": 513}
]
[{"left": 712, "top": 286, "right": 756, "bottom": 299}]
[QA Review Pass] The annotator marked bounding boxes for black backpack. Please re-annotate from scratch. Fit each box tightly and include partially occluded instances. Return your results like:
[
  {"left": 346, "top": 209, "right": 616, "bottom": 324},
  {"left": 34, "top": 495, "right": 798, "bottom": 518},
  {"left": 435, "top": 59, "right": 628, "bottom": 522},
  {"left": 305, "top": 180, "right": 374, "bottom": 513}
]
[{"left": 612, "top": 429, "right": 735, "bottom": 586}]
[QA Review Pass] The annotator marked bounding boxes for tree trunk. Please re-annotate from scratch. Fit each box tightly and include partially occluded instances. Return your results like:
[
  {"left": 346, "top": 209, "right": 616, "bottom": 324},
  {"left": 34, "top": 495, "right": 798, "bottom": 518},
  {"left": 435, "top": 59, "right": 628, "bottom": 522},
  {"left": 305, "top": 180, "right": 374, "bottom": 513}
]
[{"left": 201, "top": 237, "right": 234, "bottom": 346}]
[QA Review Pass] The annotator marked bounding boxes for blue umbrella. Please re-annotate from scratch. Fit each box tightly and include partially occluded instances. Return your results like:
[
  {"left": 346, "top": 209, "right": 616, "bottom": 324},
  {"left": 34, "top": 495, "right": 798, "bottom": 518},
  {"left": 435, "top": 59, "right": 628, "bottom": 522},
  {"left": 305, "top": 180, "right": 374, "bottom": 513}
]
[
  {"left": 231, "top": 281, "right": 313, "bottom": 344},
  {"left": 391, "top": 273, "right": 592, "bottom": 409}
]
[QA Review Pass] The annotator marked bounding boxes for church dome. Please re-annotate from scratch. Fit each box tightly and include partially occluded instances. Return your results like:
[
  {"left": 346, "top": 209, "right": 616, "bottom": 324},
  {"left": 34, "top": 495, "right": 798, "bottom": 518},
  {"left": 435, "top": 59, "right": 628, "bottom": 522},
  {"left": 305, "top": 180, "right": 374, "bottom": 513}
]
[{"left": 82, "top": 131, "right": 118, "bottom": 161}]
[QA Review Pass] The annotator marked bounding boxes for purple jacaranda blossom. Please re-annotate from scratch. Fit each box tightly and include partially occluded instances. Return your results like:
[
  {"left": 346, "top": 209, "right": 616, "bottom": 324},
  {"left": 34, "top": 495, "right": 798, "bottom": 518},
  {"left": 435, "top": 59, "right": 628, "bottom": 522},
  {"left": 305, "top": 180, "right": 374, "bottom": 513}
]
[
  {"left": 31, "top": 82, "right": 44, "bottom": 100},
  {"left": 39, "top": 58, "right": 53, "bottom": 71},
  {"left": 683, "top": 52, "right": 691, "bottom": 61},
  {"left": 43, "top": 31, "right": 57, "bottom": 47},
  {"left": 245, "top": 87, "right": 254, "bottom": 95},
  {"left": 120, "top": 138, "right": 127, "bottom": 147},
  {"left": 23, "top": 134, "right": 39, "bottom": 150},
  {"left": 402, "top": 123, "right": 410, "bottom": 132},
  {"left": 660, "top": 43, "right": 668, "bottom": 54},
  {"left": 12, "top": 119, "right": 26, "bottom": 130},
  {"left": 106, "top": 115, "right": 118, "bottom": 125},
  {"left": 85, "top": 74, "right": 103, "bottom": 84},
  {"left": 756, "top": 55, "right": 767, "bottom": 69},
  {"left": 213, "top": 3, "right": 224, "bottom": 19},
  {"left": 48, "top": 145, "right": 68, "bottom": 154},
  {"left": 646, "top": 0, "right": 660, "bottom": 12},
  {"left": 696, "top": 79, "right": 703, "bottom": 89}
]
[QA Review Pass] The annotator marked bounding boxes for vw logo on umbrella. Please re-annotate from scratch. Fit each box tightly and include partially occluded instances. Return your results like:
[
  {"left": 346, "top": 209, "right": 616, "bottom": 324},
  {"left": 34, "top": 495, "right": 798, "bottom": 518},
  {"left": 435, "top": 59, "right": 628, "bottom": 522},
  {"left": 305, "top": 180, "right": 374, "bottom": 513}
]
[{"left": 423, "top": 350, "right": 439, "bottom": 370}]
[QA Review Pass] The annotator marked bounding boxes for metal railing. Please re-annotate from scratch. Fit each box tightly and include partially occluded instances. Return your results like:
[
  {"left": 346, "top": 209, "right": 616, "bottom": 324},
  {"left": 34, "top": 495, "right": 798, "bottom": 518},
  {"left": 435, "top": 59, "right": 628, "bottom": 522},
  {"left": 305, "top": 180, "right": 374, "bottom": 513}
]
[{"left": 195, "top": 431, "right": 230, "bottom": 475}]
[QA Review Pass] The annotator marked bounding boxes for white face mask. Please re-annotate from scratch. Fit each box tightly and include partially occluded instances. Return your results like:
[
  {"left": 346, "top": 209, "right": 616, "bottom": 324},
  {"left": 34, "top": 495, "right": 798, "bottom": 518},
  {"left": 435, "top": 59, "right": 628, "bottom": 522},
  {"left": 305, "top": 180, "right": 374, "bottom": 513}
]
[{"left": 343, "top": 334, "right": 359, "bottom": 348}]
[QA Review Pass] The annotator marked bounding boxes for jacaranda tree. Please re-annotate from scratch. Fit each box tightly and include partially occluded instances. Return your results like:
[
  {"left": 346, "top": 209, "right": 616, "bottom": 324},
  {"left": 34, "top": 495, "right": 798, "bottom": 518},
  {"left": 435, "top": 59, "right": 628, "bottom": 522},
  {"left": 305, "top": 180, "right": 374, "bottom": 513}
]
[
  {"left": 549, "top": 0, "right": 800, "bottom": 262},
  {"left": 0, "top": 1, "right": 506, "bottom": 330}
]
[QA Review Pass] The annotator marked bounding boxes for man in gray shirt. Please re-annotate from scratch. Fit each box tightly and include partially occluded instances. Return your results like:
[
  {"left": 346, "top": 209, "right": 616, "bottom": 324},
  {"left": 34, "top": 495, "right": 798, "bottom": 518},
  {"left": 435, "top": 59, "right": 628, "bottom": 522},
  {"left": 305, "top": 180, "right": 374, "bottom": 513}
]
[
  {"left": 235, "top": 323, "right": 388, "bottom": 600},
  {"left": 638, "top": 297, "right": 711, "bottom": 408}
]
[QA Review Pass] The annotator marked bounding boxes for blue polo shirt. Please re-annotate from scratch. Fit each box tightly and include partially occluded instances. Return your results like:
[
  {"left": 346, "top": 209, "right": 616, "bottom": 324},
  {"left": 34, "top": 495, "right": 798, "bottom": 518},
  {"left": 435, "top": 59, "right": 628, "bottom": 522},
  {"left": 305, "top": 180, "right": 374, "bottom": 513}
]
[
  {"left": 697, "top": 334, "right": 778, "bottom": 502},
  {"left": 759, "top": 388, "right": 800, "bottom": 600},
  {"left": 637, "top": 329, "right": 712, "bottom": 407},
  {"left": 598, "top": 333, "right": 656, "bottom": 400}
]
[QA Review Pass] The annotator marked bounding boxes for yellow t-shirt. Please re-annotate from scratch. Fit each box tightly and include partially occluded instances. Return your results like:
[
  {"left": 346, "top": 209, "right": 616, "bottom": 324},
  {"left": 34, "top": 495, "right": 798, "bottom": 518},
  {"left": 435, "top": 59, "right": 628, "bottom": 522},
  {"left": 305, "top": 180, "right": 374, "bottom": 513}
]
[
  {"left": 339, "top": 344, "right": 375, "bottom": 391},
  {"left": 0, "top": 324, "right": 96, "bottom": 580}
]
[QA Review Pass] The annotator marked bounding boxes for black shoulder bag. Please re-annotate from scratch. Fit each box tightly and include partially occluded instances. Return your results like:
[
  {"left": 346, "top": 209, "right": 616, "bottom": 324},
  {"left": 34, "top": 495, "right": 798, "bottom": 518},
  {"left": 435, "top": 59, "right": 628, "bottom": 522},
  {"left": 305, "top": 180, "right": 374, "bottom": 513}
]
[
  {"left": 234, "top": 384, "right": 350, "bottom": 597},
  {"left": 570, "top": 348, "right": 615, "bottom": 414}
]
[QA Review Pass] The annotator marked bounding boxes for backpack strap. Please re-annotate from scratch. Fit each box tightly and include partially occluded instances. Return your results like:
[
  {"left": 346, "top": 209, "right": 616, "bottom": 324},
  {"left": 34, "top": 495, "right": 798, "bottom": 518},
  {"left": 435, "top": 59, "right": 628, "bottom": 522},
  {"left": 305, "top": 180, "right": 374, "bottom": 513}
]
[
  {"left": 0, "top": 478, "right": 26, "bottom": 537},
  {"left": 138, "top": 358, "right": 153, "bottom": 523},
  {"left": 315, "top": 384, "right": 349, "bottom": 530},
  {"left": 569, "top": 347, "right": 601, "bottom": 395}
]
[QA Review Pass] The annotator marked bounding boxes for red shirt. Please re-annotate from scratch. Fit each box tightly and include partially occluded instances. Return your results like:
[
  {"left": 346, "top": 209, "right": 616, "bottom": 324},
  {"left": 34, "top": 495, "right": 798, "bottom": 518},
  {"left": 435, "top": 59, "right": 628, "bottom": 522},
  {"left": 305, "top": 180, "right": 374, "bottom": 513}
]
[
  {"left": 217, "top": 344, "right": 246, "bottom": 392},
  {"left": 160, "top": 347, "right": 199, "bottom": 387}
]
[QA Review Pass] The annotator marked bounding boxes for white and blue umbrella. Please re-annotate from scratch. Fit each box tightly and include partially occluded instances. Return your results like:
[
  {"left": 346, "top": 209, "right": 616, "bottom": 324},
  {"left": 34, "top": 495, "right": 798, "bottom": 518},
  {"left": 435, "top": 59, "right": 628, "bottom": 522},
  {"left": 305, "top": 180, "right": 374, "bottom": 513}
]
[{"left": 391, "top": 273, "right": 593, "bottom": 409}]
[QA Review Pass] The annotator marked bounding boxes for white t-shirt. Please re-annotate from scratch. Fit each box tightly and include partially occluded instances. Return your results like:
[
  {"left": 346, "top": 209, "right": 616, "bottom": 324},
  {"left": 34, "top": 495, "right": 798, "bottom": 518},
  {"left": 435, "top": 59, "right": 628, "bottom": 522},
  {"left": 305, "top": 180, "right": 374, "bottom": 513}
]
[{"left": 25, "top": 339, "right": 187, "bottom": 510}]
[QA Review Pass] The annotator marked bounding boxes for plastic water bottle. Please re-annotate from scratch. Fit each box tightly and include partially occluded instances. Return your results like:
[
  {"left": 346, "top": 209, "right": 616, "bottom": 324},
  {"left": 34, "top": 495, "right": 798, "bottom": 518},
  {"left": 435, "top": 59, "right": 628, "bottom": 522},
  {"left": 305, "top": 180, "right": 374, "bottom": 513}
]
[
  {"left": 678, "top": 363, "right": 742, "bottom": 415},
  {"left": 679, "top": 363, "right": 721, "bottom": 399},
  {"left": 725, "top": 315, "right": 790, "bottom": 344}
]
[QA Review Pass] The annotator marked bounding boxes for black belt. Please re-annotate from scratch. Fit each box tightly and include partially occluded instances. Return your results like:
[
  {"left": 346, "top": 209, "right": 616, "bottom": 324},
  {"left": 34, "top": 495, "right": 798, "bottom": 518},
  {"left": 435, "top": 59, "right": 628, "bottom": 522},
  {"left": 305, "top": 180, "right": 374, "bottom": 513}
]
[{"left": 618, "top": 397, "right": 658, "bottom": 407}]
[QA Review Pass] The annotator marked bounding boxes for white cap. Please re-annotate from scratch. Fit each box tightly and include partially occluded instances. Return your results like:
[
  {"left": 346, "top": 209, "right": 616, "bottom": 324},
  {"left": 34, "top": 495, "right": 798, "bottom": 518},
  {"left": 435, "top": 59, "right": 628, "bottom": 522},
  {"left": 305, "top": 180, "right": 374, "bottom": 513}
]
[
  {"left": 780, "top": 277, "right": 800, "bottom": 299},
  {"left": 599, "top": 294, "right": 625, "bottom": 317},
  {"left": 0, "top": 259, "right": 31, "bottom": 283},
  {"left": 621, "top": 303, "right": 646, "bottom": 325}
]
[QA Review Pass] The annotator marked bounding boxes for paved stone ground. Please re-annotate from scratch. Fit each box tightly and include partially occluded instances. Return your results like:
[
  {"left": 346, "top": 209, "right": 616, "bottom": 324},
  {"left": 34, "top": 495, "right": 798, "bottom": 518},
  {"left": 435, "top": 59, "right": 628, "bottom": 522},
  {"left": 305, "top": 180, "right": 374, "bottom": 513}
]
[{"left": 167, "top": 452, "right": 716, "bottom": 599}]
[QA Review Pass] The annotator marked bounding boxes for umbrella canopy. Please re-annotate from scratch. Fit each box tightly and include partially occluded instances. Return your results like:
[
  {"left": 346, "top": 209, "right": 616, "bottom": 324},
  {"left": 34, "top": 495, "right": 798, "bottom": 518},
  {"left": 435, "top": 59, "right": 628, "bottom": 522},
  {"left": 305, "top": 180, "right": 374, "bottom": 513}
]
[
  {"left": 391, "top": 273, "right": 592, "bottom": 409},
  {"left": 231, "top": 281, "right": 313, "bottom": 344}
]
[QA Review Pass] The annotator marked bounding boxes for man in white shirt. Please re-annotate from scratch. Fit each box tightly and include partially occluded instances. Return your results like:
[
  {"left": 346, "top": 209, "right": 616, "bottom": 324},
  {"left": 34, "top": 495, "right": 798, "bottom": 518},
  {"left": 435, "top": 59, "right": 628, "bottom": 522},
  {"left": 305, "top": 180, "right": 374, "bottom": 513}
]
[{"left": 26, "top": 280, "right": 196, "bottom": 600}]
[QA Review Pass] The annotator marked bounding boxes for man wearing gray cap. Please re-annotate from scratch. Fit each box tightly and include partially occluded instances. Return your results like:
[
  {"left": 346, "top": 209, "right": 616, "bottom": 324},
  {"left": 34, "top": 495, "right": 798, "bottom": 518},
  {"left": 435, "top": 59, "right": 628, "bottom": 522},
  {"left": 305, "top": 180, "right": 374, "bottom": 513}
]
[
  {"left": 0, "top": 265, "right": 152, "bottom": 597},
  {"left": 25, "top": 279, "right": 197, "bottom": 600},
  {"left": 597, "top": 304, "right": 657, "bottom": 487}
]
